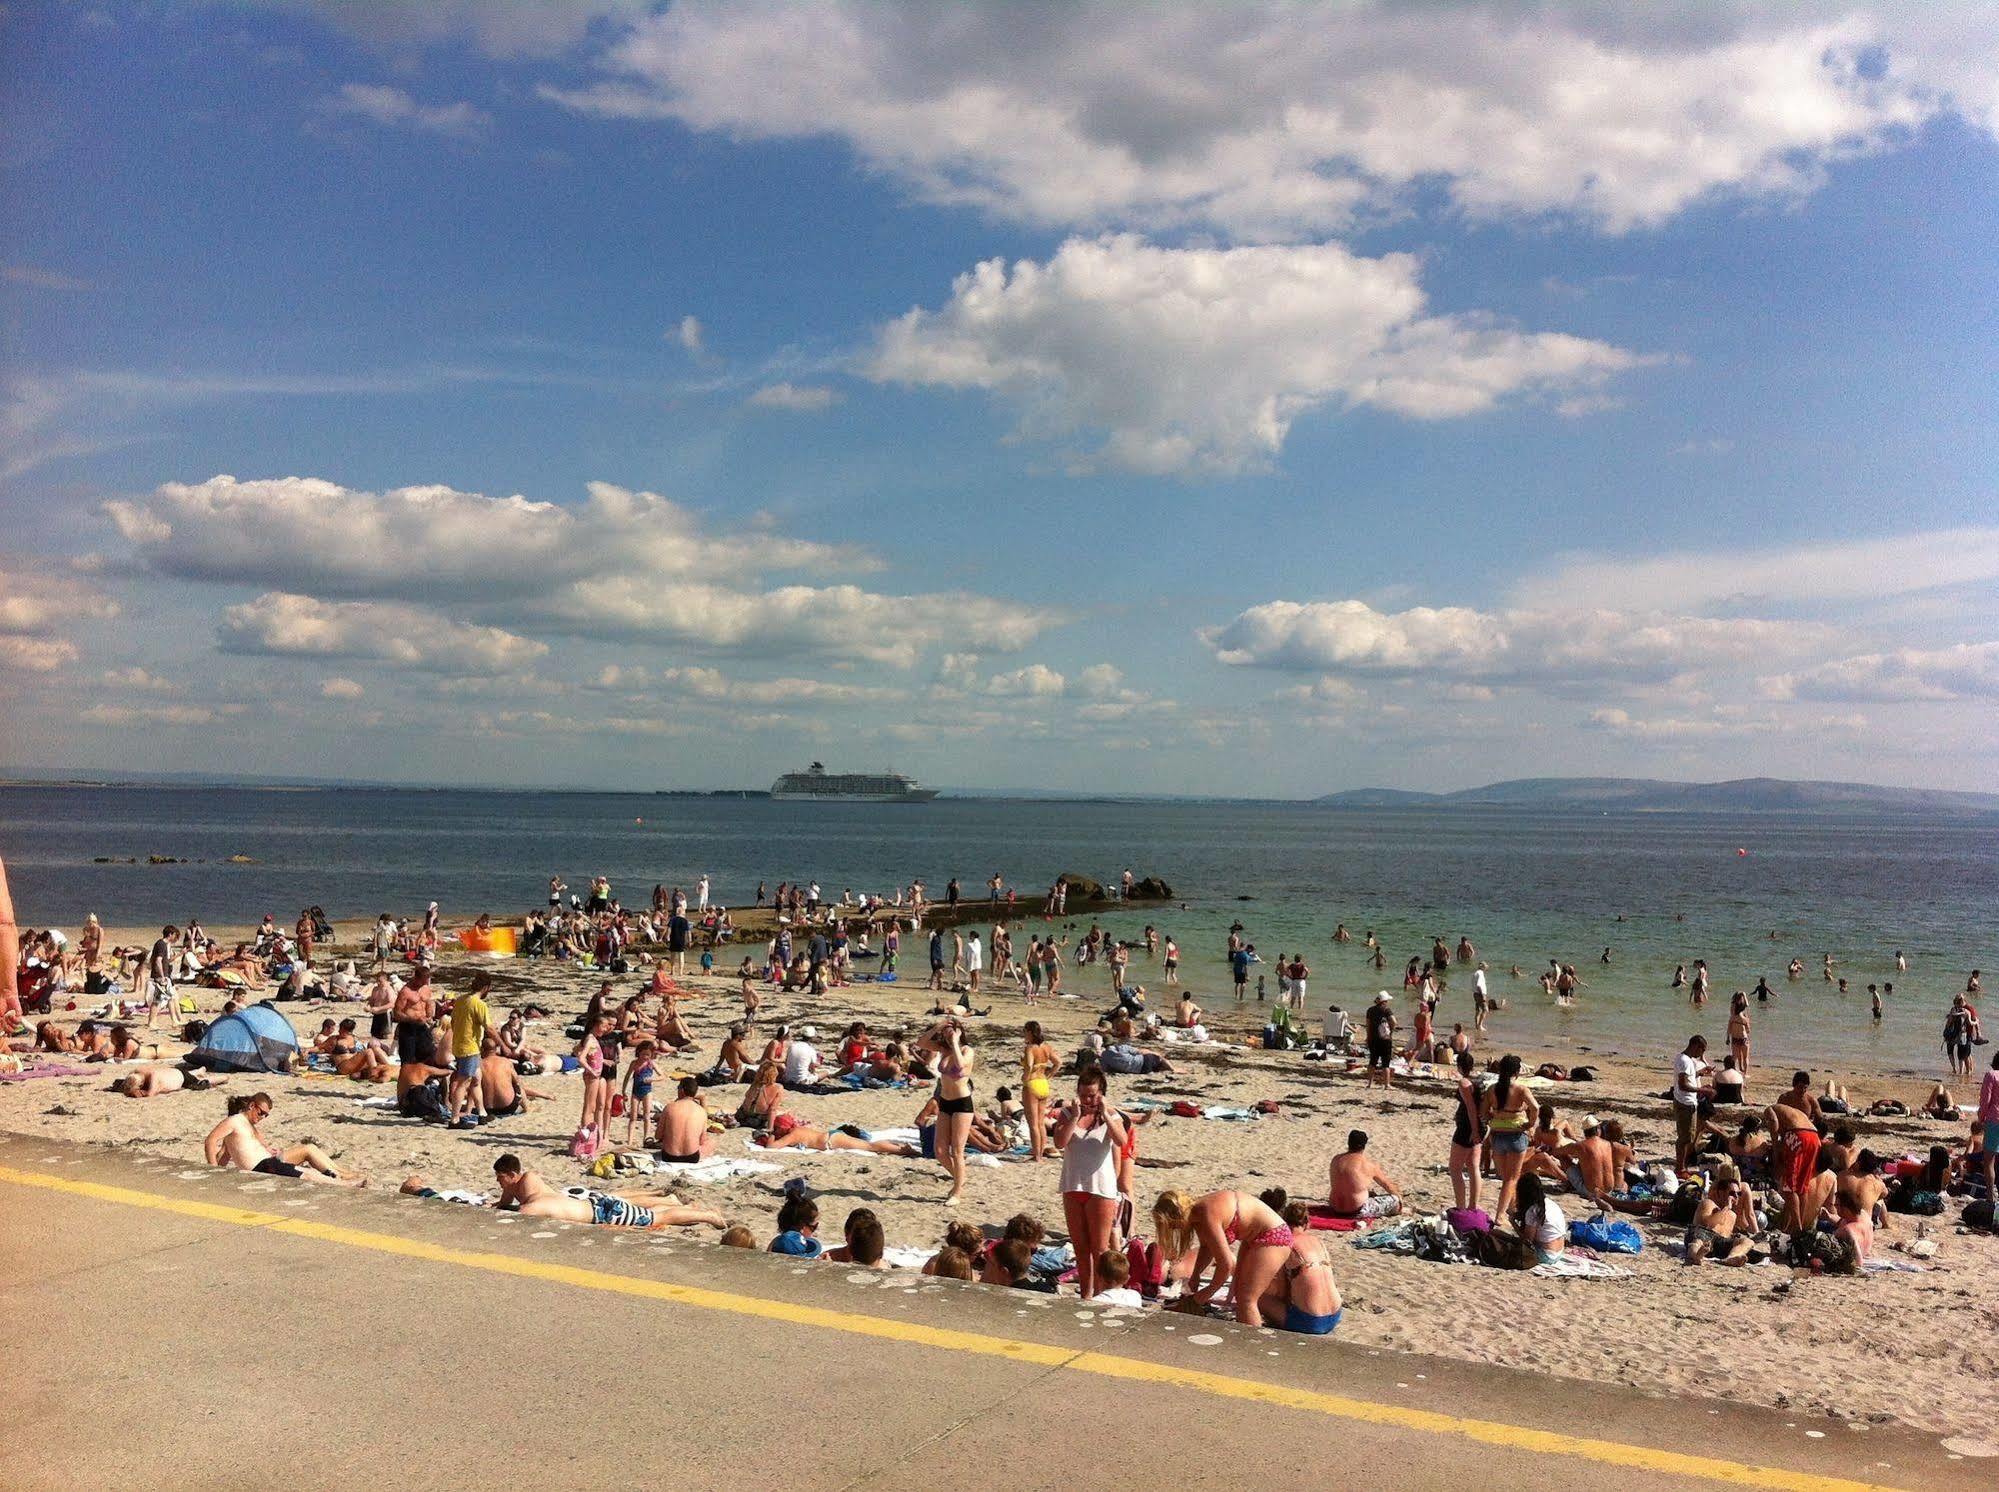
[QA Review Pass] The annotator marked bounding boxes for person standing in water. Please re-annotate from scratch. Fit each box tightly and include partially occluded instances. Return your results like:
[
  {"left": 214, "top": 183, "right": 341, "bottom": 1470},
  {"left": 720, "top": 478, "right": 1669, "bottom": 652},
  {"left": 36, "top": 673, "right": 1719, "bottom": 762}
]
[{"left": 1728, "top": 991, "right": 1752, "bottom": 1076}]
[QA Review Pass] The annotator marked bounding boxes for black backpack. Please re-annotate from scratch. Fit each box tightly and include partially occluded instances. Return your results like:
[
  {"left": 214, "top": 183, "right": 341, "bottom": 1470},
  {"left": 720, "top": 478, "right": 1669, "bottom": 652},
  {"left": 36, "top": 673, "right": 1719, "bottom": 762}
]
[{"left": 1665, "top": 1180, "right": 1705, "bottom": 1226}]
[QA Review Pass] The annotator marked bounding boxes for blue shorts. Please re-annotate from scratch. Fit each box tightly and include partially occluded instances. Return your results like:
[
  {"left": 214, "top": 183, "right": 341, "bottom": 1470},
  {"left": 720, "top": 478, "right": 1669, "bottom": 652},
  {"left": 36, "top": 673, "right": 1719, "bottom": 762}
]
[
  {"left": 1284, "top": 1305, "right": 1341, "bottom": 1335},
  {"left": 1492, "top": 1130, "right": 1529, "bottom": 1156},
  {"left": 453, "top": 1054, "right": 480, "bottom": 1078},
  {"left": 1984, "top": 1120, "right": 1999, "bottom": 1153}
]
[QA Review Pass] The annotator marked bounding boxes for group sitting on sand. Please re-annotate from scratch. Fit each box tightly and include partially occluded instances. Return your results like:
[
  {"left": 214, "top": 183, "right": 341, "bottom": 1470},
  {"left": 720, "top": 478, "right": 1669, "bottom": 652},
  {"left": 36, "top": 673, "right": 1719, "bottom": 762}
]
[{"left": 15, "top": 860, "right": 1998, "bottom": 1358}]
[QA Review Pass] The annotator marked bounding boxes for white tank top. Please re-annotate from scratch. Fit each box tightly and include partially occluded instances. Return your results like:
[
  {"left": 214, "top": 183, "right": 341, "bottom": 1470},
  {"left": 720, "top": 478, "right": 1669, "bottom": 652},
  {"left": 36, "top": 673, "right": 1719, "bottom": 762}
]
[{"left": 1059, "top": 1118, "right": 1120, "bottom": 1198}]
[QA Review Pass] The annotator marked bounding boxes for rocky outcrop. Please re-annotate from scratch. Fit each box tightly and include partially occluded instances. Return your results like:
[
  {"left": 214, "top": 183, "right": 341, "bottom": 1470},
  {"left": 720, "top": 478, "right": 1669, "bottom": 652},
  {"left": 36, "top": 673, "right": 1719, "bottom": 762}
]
[{"left": 1056, "top": 873, "right": 1106, "bottom": 900}]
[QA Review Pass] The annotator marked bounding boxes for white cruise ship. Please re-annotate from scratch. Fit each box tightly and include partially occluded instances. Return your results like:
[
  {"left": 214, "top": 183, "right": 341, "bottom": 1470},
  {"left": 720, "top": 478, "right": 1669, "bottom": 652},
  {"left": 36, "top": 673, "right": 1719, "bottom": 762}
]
[{"left": 769, "top": 762, "right": 939, "bottom": 802}]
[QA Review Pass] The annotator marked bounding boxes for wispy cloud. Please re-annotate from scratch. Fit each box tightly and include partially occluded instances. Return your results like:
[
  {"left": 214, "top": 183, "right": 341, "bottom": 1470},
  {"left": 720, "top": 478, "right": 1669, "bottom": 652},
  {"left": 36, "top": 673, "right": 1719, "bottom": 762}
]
[
  {"left": 324, "top": 83, "right": 490, "bottom": 138},
  {"left": 2, "top": 264, "right": 91, "bottom": 291},
  {"left": 746, "top": 381, "right": 841, "bottom": 412}
]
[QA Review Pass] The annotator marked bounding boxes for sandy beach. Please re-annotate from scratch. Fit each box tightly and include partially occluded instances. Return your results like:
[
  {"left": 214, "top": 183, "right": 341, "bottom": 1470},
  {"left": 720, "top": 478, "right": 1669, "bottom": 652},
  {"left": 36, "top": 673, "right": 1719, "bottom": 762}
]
[{"left": 6, "top": 914, "right": 1994, "bottom": 1443}]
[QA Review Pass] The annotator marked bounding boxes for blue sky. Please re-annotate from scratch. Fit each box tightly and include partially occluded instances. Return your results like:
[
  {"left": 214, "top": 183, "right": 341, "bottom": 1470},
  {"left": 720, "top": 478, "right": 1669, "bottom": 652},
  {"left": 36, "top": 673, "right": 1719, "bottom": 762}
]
[{"left": 4, "top": 2, "right": 1997, "bottom": 794}]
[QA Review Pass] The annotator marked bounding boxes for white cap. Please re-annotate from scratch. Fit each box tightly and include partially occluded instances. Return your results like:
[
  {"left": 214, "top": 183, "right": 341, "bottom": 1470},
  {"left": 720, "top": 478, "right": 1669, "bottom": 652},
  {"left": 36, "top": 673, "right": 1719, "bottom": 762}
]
[{"left": 798, "top": 1025, "right": 817, "bottom": 1039}]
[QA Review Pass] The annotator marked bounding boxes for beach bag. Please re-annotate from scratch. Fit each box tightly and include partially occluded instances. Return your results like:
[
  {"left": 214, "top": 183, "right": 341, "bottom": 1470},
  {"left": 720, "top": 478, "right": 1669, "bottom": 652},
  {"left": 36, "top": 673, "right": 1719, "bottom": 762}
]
[
  {"left": 1787, "top": 1228, "right": 1855, "bottom": 1274},
  {"left": 610, "top": 1093, "right": 626, "bottom": 1118},
  {"left": 1570, "top": 1216, "right": 1643, "bottom": 1254},
  {"left": 1444, "top": 1207, "right": 1491, "bottom": 1236},
  {"left": 401, "top": 1081, "right": 449, "bottom": 1121},
  {"left": 568, "top": 1125, "right": 600, "bottom": 1160},
  {"left": 1169, "top": 1100, "right": 1205, "bottom": 1118},
  {"left": 1569, "top": 1065, "right": 1598, "bottom": 1082},
  {"left": 1665, "top": 1181, "right": 1704, "bottom": 1226},
  {"left": 1470, "top": 1227, "right": 1536, "bottom": 1270},
  {"left": 84, "top": 971, "right": 112, "bottom": 995},
  {"left": 1962, "top": 1199, "right": 1995, "bottom": 1230},
  {"left": 1412, "top": 1218, "right": 1471, "bottom": 1264},
  {"left": 1898, "top": 1191, "right": 1944, "bottom": 1216}
]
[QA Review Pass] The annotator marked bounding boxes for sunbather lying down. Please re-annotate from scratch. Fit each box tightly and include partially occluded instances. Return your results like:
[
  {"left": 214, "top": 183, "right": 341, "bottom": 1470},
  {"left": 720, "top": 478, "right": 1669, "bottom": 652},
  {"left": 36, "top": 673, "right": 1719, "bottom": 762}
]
[
  {"left": 754, "top": 1117, "right": 919, "bottom": 1156},
  {"left": 115, "top": 1064, "right": 223, "bottom": 1098},
  {"left": 491, "top": 1153, "right": 727, "bottom": 1230}
]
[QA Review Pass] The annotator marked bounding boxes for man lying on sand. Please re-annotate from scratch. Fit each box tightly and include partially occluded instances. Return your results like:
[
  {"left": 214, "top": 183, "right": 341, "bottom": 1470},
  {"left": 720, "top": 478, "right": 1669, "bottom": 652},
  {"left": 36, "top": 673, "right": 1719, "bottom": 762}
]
[
  {"left": 114, "top": 1064, "right": 222, "bottom": 1098},
  {"left": 491, "top": 1153, "right": 725, "bottom": 1230},
  {"left": 204, "top": 1093, "right": 365, "bottom": 1186},
  {"left": 753, "top": 1115, "right": 921, "bottom": 1155}
]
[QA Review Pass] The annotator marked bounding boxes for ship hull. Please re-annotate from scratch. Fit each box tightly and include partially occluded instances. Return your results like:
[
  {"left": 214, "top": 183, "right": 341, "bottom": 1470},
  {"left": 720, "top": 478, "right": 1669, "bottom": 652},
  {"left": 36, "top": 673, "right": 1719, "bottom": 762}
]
[{"left": 770, "top": 788, "right": 939, "bottom": 803}]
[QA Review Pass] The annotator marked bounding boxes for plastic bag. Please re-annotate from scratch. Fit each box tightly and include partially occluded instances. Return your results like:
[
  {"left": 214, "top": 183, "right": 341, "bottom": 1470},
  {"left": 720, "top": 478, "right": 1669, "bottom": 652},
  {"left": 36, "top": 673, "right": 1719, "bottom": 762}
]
[{"left": 1569, "top": 1215, "right": 1643, "bottom": 1254}]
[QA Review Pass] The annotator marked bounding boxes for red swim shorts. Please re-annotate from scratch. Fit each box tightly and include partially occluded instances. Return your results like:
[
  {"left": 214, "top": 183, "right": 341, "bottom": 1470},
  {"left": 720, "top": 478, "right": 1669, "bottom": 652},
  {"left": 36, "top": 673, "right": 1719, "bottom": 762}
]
[{"left": 1780, "top": 1128, "right": 1821, "bottom": 1192}]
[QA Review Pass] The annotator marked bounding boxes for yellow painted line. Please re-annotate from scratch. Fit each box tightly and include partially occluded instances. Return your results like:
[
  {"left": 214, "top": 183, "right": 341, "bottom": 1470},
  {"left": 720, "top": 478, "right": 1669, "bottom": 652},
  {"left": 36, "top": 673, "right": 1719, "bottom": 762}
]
[{"left": 0, "top": 1163, "right": 1897, "bottom": 1492}]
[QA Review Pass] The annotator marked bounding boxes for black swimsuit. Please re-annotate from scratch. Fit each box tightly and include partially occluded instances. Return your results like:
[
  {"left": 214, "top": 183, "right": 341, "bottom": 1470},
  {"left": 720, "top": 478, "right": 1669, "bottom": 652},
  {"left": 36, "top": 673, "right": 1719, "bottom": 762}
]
[{"left": 1452, "top": 1083, "right": 1480, "bottom": 1148}]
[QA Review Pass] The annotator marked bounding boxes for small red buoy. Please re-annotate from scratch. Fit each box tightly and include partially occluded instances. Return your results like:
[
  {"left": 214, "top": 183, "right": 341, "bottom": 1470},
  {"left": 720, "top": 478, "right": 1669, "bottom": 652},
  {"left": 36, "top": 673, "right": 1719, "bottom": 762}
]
[{"left": 1737, "top": 848, "right": 1747, "bottom": 856}]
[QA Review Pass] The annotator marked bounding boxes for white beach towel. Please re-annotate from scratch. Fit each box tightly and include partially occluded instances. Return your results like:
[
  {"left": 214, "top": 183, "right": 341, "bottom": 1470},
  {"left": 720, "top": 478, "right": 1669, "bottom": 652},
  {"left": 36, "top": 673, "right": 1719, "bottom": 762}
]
[
  {"left": 657, "top": 1156, "right": 778, "bottom": 1183},
  {"left": 1530, "top": 1254, "right": 1632, "bottom": 1280},
  {"left": 1861, "top": 1257, "right": 1925, "bottom": 1274}
]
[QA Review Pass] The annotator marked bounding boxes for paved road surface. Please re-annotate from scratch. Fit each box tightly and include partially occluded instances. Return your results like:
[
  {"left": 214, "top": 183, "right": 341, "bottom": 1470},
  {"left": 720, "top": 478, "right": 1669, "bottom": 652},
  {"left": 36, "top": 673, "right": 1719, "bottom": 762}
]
[{"left": 0, "top": 1134, "right": 1981, "bottom": 1491}]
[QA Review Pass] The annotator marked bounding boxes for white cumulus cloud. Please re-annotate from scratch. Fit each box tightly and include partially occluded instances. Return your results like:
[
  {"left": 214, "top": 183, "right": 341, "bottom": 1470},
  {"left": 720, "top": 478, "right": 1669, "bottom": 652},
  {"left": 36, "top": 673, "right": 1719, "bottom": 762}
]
[
  {"left": 540, "top": 577, "right": 1058, "bottom": 667},
  {"left": 105, "top": 474, "right": 867, "bottom": 601},
  {"left": 1203, "top": 598, "right": 1819, "bottom": 685},
  {"left": 541, "top": 2, "right": 1997, "bottom": 237},
  {"left": 320, "top": 676, "right": 367, "bottom": 699},
  {"left": 869, "top": 235, "right": 1647, "bottom": 473},
  {"left": 219, "top": 593, "right": 548, "bottom": 675},
  {"left": 1759, "top": 642, "right": 1999, "bottom": 702}
]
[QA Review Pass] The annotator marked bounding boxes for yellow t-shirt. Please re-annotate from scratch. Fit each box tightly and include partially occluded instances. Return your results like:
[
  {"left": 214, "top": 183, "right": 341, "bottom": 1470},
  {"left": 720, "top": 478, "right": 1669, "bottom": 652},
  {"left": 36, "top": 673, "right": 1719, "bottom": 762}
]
[{"left": 450, "top": 993, "right": 490, "bottom": 1060}]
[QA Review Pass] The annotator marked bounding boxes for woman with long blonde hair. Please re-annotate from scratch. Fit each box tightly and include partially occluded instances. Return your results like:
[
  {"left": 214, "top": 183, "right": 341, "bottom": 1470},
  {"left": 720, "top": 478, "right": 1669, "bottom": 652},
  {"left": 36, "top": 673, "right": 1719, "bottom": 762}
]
[{"left": 1150, "top": 1186, "right": 1293, "bottom": 1326}]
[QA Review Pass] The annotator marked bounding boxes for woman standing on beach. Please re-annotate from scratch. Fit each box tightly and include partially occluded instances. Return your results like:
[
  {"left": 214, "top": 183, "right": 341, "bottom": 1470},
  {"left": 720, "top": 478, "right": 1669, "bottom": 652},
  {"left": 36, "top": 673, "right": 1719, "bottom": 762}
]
[
  {"left": 574, "top": 1014, "right": 610, "bottom": 1144},
  {"left": 923, "top": 1018, "right": 975, "bottom": 1205},
  {"left": 1055, "top": 1066, "right": 1128, "bottom": 1298},
  {"left": 1480, "top": 1054, "right": 1539, "bottom": 1223},
  {"left": 1728, "top": 991, "right": 1752, "bottom": 1075},
  {"left": 1448, "top": 1050, "right": 1484, "bottom": 1211},
  {"left": 1021, "top": 1021, "right": 1061, "bottom": 1160}
]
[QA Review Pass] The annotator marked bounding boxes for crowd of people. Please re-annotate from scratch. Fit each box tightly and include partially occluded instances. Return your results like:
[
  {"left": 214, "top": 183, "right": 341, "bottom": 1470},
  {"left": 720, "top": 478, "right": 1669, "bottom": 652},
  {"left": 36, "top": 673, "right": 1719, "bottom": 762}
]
[{"left": 6, "top": 854, "right": 1994, "bottom": 1332}]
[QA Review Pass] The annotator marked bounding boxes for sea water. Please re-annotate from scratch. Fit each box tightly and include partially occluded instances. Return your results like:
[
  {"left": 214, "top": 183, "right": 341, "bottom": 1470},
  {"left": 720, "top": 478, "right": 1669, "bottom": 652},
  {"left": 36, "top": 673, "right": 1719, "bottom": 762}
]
[{"left": 4, "top": 786, "right": 1992, "bottom": 1078}]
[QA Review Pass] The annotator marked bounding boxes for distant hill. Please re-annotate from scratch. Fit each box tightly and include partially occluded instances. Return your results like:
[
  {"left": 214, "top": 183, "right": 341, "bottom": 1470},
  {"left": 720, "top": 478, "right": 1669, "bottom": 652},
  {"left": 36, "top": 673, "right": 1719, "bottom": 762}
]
[{"left": 1315, "top": 776, "right": 1999, "bottom": 815}]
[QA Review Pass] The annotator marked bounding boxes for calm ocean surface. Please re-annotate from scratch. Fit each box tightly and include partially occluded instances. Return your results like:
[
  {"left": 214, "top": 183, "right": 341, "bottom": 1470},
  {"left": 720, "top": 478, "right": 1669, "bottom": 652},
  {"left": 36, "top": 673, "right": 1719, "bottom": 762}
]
[{"left": 5, "top": 786, "right": 1993, "bottom": 1078}]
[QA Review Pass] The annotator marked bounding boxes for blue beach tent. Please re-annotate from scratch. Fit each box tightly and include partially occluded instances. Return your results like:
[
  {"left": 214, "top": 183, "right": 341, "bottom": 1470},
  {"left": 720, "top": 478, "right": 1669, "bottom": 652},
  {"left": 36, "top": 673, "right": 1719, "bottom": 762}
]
[{"left": 186, "top": 1000, "right": 301, "bottom": 1073}]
